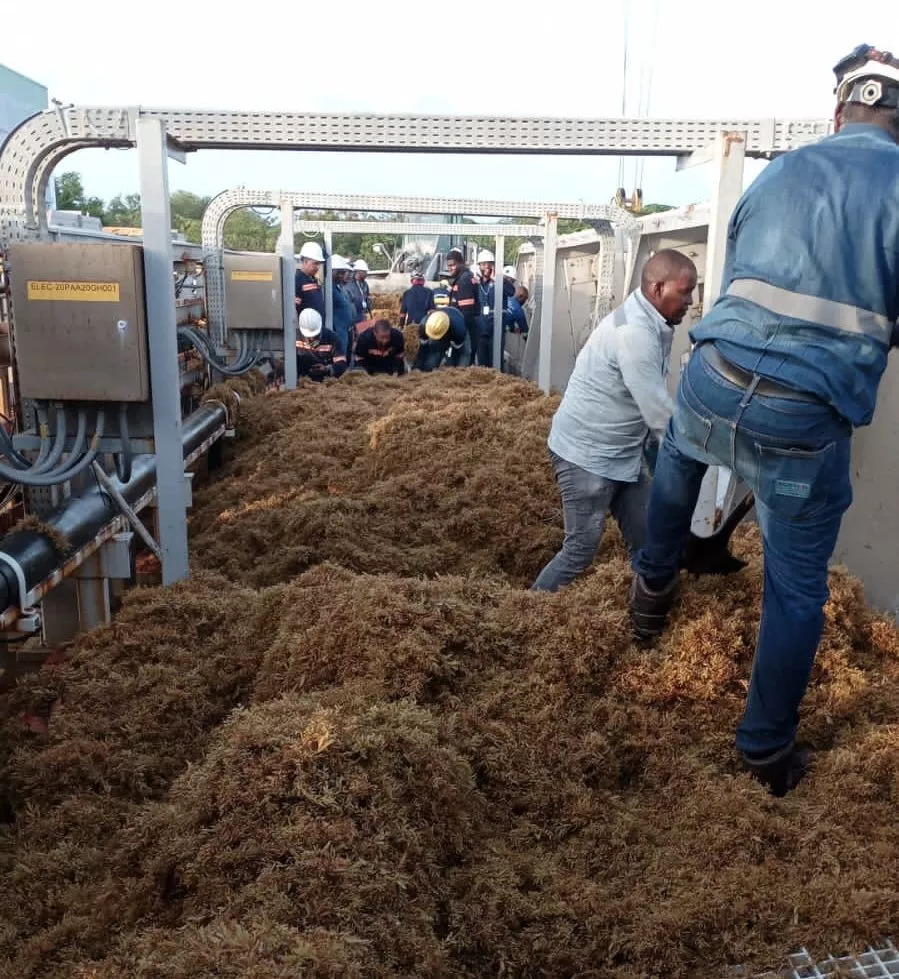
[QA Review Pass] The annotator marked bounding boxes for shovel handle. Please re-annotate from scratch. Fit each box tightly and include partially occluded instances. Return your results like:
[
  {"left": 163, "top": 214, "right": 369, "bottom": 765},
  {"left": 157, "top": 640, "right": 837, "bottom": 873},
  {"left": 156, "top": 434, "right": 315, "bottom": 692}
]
[{"left": 717, "top": 489, "right": 755, "bottom": 539}]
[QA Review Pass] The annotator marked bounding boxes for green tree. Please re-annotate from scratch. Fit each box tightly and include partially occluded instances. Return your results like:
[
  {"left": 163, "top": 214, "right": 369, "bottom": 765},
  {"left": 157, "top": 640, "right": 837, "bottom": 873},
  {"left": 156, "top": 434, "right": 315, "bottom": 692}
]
[
  {"left": 169, "top": 190, "right": 213, "bottom": 244},
  {"left": 223, "top": 208, "right": 280, "bottom": 251},
  {"left": 103, "top": 193, "right": 142, "bottom": 228},
  {"left": 54, "top": 171, "right": 105, "bottom": 218}
]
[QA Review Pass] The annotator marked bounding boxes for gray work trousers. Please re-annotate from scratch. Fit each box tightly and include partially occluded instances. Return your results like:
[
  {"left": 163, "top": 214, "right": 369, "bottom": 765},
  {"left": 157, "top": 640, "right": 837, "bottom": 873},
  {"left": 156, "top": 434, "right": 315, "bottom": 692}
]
[{"left": 532, "top": 450, "right": 651, "bottom": 592}]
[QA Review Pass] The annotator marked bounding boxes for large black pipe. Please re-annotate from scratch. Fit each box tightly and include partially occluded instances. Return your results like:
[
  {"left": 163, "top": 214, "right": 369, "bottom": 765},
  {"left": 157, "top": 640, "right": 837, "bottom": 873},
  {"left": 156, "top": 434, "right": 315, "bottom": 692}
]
[{"left": 0, "top": 403, "right": 227, "bottom": 611}]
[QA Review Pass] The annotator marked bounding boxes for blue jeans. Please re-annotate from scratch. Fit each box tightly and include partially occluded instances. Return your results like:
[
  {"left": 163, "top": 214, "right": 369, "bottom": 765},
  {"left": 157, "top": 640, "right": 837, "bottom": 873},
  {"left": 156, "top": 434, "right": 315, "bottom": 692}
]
[
  {"left": 477, "top": 332, "right": 494, "bottom": 369},
  {"left": 633, "top": 346, "right": 853, "bottom": 755},
  {"left": 533, "top": 451, "right": 651, "bottom": 592}
]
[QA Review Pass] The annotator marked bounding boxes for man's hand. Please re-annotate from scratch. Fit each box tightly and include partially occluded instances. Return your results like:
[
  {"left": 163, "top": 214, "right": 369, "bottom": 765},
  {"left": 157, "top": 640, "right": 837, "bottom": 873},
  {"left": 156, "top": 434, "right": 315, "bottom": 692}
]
[{"left": 643, "top": 433, "right": 660, "bottom": 474}]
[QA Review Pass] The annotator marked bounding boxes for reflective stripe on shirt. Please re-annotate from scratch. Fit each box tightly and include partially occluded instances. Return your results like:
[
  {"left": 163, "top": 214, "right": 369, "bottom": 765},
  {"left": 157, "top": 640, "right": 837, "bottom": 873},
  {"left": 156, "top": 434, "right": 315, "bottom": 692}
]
[{"left": 727, "top": 278, "right": 893, "bottom": 346}]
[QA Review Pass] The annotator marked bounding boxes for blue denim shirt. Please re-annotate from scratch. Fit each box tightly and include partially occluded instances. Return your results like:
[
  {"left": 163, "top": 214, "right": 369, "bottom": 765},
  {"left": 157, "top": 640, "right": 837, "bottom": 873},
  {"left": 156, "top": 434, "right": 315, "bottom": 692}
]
[
  {"left": 332, "top": 283, "right": 356, "bottom": 339},
  {"left": 476, "top": 276, "right": 515, "bottom": 338},
  {"left": 691, "top": 123, "right": 899, "bottom": 427}
]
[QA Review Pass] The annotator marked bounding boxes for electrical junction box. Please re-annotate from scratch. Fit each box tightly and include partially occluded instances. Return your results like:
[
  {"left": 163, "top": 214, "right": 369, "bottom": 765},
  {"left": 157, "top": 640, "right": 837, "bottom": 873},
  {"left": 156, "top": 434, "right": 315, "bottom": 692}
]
[
  {"left": 224, "top": 252, "right": 283, "bottom": 330},
  {"left": 8, "top": 242, "right": 149, "bottom": 402}
]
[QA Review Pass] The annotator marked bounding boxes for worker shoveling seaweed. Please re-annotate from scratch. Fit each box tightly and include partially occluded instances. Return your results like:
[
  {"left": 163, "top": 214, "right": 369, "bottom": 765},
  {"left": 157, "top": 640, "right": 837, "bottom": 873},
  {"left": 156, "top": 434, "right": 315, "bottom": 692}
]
[{"left": 2, "top": 372, "right": 899, "bottom": 978}]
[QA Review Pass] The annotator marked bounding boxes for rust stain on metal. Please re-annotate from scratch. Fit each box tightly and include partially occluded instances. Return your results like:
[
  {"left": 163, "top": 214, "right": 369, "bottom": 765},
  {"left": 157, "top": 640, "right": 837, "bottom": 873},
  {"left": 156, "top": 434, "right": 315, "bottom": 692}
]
[{"left": 723, "top": 133, "right": 746, "bottom": 158}]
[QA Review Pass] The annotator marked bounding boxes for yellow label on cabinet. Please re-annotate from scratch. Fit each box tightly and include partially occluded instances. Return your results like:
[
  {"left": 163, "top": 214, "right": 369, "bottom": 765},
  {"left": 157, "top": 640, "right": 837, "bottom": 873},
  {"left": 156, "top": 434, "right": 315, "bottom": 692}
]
[
  {"left": 231, "top": 270, "right": 273, "bottom": 282},
  {"left": 27, "top": 280, "right": 121, "bottom": 302}
]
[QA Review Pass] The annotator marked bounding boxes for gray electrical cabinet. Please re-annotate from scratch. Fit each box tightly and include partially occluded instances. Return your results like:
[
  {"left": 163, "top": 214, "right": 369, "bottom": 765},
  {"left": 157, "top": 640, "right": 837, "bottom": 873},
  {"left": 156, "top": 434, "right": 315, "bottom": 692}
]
[
  {"left": 223, "top": 252, "right": 282, "bottom": 330},
  {"left": 8, "top": 242, "right": 150, "bottom": 402}
]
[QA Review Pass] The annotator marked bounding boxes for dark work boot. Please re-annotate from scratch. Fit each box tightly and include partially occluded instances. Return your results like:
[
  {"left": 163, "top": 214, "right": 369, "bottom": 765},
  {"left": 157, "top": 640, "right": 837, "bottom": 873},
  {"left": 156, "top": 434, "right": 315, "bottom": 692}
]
[
  {"left": 741, "top": 742, "right": 813, "bottom": 797},
  {"left": 628, "top": 573, "right": 678, "bottom": 642}
]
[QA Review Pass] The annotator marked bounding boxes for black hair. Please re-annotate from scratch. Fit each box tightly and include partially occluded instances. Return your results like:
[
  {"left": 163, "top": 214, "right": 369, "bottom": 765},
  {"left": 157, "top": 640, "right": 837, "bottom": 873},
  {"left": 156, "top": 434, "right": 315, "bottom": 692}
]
[
  {"left": 640, "top": 249, "right": 697, "bottom": 292},
  {"left": 841, "top": 100, "right": 899, "bottom": 141}
]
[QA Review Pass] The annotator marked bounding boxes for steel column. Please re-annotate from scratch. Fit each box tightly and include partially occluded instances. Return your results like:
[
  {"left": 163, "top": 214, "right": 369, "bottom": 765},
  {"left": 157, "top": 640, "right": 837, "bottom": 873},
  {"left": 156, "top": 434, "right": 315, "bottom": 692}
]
[
  {"left": 538, "top": 214, "right": 558, "bottom": 394},
  {"left": 704, "top": 132, "right": 746, "bottom": 306},
  {"left": 136, "top": 117, "right": 189, "bottom": 584},
  {"left": 689, "top": 133, "right": 746, "bottom": 536},
  {"left": 75, "top": 572, "right": 111, "bottom": 631},
  {"left": 41, "top": 580, "right": 80, "bottom": 645},
  {"left": 492, "top": 235, "right": 505, "bottom": 372},
  {"left": 279, "top": 201, "right": 297, "bottom": 390},
  {"left": 324, "top": 230, "right": 333, "bottom": 334}
]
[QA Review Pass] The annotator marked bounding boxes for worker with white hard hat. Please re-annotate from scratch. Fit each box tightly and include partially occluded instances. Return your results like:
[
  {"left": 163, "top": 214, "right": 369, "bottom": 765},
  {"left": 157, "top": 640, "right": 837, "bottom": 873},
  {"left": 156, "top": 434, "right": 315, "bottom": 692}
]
[
  {"left": 414, "top": 307, "right": 471, "bottom": 372},
  {"left": 295, "top": 307, "right": 348, "bottom": 382},
  {"left": 346, "top": 258, "right": 373, "bottom": 323},
  {"left": 328, "top": 255, "right": 358, "bottom": 367},
  {"left": 474, "top": 248, "right": 515, "bottom": 368},
  {"left": 628, "top": 44, "right": 899, "bottom": 797},
  {"left": 295, "top": 240, "right": 326, "bottom": 320}
]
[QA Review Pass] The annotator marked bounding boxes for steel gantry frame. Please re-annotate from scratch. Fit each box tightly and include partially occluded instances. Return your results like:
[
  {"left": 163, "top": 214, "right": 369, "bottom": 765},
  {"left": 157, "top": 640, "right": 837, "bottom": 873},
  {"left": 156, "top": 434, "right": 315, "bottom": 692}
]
[
  {"left": 0, "top": 105, "right": 832, "bottom": 584},
  {"left": 200, "top": 187, "right": 640, "bottom": 391},
  {"left": 0, "top": 107, "right": 830, "bottom": 241}
]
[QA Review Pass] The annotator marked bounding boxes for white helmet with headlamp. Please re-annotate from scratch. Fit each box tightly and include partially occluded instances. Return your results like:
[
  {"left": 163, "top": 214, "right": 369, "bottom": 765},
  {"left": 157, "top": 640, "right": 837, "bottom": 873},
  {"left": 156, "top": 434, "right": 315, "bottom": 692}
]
[{"left": 834, "top": 44, "right": 899, "bottom": 109}]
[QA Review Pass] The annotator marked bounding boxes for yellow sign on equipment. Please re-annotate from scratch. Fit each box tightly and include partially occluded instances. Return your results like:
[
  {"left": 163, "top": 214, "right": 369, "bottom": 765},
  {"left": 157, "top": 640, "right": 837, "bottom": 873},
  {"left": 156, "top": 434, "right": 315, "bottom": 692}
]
[
  {"left": 231, "top": 270, "right": 273, "bottom": 282},
  {"left": 27, "top": 280, "right": 121, "bottom": 302}
]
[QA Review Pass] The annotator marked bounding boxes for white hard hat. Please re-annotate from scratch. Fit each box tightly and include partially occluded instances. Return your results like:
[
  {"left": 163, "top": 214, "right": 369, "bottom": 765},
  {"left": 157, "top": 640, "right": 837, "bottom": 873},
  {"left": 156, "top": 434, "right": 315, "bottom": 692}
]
[
  {"left": 331, "top": 254, "right": 353, "bottom": 272},
  {"left": 299, "top": 241, "right": 325, "bottom": 263},
  {"left": 834, "top": 45, "right": 899, "bottom": 106},
  {"left": 353, "top": 259, "right": 369, "bottom": 272},
  {"left": 298, "top": 308, "right": 323, "bottom": 338},
  {"left": 477, "top": 249, "right": 495, "bottom": 264},
  {"left": 503, "top": 265, "right": 516, "bottom": 279}
]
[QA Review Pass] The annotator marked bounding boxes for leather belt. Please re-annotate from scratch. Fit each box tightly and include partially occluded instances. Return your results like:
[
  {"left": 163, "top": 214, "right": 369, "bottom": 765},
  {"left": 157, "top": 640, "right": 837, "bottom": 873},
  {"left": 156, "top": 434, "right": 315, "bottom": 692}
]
[{"left": 699, "top": 343, "right": 822, "bottom": 403}]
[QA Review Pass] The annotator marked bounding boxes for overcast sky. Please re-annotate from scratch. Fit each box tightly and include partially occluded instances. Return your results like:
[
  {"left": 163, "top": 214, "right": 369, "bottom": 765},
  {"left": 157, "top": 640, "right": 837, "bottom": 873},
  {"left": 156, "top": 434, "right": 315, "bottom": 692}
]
[{"left": 3, "top": 1, "right": 895, "bottom": 211}]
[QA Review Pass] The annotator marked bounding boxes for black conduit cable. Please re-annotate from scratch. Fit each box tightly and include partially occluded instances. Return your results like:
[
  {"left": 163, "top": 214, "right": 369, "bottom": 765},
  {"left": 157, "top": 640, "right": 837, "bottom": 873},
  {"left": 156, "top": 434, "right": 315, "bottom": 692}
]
[
  {"left": 179, "top": 327, "right": 260, "bottom": 376},
  {"left": 31, "top": 403, "right": 52, "bottom": 470},
  {"left": 0, "top": 424, "right": 32, "bottom": 469},
  {"left": 0, "top": 411, "right": 105, "bottom": 487},
  {"left": 33, "top": 404, "right": 68, "bottom": 474},
  {"left": 114, "top": 402, "right": 132, "bottom": 484}
]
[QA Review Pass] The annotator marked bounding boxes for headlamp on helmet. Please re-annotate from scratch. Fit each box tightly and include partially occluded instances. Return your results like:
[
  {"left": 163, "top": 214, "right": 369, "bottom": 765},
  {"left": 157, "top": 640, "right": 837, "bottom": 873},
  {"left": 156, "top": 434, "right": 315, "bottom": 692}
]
[{"left": 833, "top": 44, "right": 899, "bottom": 108}]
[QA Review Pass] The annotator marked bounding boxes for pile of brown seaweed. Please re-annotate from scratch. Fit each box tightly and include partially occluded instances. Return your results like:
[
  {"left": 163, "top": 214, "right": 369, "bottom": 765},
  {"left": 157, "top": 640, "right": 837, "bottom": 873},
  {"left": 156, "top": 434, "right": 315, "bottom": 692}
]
[{"left": 2, "top": 370, "right": 898, "bottom": 979}]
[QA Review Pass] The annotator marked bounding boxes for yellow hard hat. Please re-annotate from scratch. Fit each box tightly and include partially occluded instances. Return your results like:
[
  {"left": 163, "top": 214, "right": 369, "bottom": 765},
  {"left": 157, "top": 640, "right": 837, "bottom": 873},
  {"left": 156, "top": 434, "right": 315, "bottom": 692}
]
[
  {"left": 433, "top": 292, "right": 450, "bottom": 307},
  {"left": 425, "top": 310, "right": 450, "bottom": 340}
]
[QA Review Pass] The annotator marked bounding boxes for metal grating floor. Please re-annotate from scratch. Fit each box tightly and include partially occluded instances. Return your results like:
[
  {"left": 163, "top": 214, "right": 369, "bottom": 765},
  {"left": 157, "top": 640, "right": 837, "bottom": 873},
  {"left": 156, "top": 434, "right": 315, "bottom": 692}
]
[{"left": 740, "top": 941, "right": 899, "bottom": 978}]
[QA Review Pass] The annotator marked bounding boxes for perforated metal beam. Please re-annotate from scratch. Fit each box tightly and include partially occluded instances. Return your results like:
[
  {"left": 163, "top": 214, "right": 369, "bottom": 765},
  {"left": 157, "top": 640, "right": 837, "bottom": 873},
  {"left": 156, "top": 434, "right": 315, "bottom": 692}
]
[
  {"left": 200, "top": 188, "right": 635, "bottom": 345},
  {"left": 0, "top": 105, "right": 830, "bottom": 242},
  {"left": 294, "top": 220, "right": 543, "bottom": 235}
]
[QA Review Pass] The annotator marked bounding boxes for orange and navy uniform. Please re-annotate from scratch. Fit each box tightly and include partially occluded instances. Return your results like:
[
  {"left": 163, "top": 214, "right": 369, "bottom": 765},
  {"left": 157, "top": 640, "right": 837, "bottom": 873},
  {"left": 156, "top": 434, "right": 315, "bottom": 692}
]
[
  {"left": 355, "top": 327, "right": 406, "bottom": 375},
  {"left": 295, "top": 269, "right": 325, "bottom": 318},
  {"left": 295, "top": 327, "right": 347, "bottom": 381},
  {"left": 449, "top": 267, "right": 478, "bottom": 325},
  {"left": 449, "top": 266, "right": 479, "bottom": 359}
]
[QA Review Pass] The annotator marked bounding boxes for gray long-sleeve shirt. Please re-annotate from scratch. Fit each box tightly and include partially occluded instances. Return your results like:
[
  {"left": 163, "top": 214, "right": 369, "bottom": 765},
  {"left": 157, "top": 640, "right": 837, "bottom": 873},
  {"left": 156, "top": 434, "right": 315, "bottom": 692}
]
[{"left": 547, "top": 288, "right": 675, "bottom": 482}]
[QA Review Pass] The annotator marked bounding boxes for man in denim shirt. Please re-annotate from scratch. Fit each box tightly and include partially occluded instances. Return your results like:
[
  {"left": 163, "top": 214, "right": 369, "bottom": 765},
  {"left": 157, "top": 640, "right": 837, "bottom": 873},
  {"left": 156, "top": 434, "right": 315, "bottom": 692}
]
[
  {"left": 629, "top": 45, "right": 899, "bottom": 796},
  {"left": 531, "top": 250, "right": 697, "bottom": 592}
]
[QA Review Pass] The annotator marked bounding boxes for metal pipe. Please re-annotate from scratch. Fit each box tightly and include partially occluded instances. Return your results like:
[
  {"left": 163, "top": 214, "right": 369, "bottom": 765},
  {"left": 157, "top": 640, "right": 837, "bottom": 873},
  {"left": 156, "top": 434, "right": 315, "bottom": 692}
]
[{"left": 0, "top": 403, "right": 226, "bottom": 612}]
